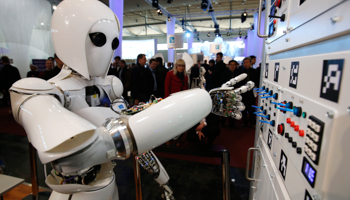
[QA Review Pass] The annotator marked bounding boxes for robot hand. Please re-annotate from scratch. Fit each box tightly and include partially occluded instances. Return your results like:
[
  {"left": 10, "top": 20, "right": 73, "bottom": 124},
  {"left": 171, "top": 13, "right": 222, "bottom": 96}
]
[
  {"left": 209, "top": 73, "right": 255, "bottom": 119},
  {"left": 137, "top": 151, "right": 175, "bottom": 200}
]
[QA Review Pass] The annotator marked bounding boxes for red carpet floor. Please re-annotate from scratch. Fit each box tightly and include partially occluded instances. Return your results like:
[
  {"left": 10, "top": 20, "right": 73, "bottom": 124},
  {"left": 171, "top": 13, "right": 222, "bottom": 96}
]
[{"left": 0, "top": 106, "right": 255, "bottom": 169}]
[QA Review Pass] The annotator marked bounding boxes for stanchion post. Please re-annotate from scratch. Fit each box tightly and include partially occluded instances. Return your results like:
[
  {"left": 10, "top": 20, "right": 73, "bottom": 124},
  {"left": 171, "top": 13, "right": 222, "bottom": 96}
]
[
  {"left": 133, "top": 153, "right": 143, "bottom": 200},
  {"left": 221, "top": 149, "right": 230, "bottom": 200},
  {"left": 29, "top": 143, "right": 39, "bottom": 200}
]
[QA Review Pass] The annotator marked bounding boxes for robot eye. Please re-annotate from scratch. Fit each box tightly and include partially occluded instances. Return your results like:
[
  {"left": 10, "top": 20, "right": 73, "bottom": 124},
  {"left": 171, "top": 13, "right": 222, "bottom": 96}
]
[
  {"left": 112, "top": 37, "right": 119, "bottom": 50},
  {"left": 89, "top": 32, "right": 106, "bottom": 47}
]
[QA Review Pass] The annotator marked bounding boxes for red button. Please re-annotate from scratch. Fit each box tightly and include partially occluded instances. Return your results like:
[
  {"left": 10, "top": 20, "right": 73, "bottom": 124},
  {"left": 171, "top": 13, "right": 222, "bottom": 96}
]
[
  {"left": 275, "top": 0, "right": 281, "bottom": 7},
  {"left": 273, "top": 19, "right": 277, "bottom": 24},
  {"left": 299, "top": 130, "right": 305, "bottom": 137},
  {"left": 286, "top": 118, "right": 291, "bottom": 124},
  {"left": 290, "top": 121, "right": 295, "bottom": 127},
  {"left": 278, "top": 124, "right": 284, "bottom": 134},
  {"left": 294, "top": 125, "right": 299, "bottom": 131}
]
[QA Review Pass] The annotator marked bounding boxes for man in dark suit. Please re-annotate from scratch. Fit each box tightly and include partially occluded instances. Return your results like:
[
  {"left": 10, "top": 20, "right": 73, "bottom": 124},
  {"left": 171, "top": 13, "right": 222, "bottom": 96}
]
[
  {"left": 239, "top": 57, "right": 259, "bottom": 128},
  {"left": 220, "top": 60, "right": 241, "bottom": 128},
  {"left": 212, "top": 52, "right": 227, "bottom": 88},
  {"left": 155, "top": 57, "right": 168, "bottom": 98},
  {"left": 130, "top": 54, "right": 148, "bottom": 105},
  {"left": 0, "top": 56, "right": 21, "bottom": 106},
  {"left": 144, "top": 59, "right": 161, "bottom": 100},
  {"left": 116, "top": 60, "right": 129, "bottom": 102}
]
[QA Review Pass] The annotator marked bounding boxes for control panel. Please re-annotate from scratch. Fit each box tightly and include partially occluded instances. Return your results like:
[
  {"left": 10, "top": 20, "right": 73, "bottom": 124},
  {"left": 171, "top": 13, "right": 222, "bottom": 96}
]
[{"left": 249, "top": 0, "right": 350, "bottom": 199}]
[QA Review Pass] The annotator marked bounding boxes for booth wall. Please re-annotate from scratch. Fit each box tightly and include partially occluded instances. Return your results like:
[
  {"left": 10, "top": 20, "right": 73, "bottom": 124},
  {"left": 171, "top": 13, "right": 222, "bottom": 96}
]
[{"left": 0, "top": 0, "right": 54, "bottom": 78}]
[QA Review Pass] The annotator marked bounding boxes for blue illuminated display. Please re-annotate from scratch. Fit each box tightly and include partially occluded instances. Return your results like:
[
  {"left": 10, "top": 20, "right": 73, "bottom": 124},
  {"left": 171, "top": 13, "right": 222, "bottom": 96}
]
[{"left": 302, "top": 157, "right": 317, "bottom": 187}]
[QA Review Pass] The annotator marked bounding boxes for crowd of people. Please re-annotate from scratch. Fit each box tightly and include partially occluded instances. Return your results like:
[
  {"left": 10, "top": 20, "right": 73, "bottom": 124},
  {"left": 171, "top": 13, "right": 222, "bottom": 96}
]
[{"left": 0, "top": 52, "right": 260, "bottom": 150}]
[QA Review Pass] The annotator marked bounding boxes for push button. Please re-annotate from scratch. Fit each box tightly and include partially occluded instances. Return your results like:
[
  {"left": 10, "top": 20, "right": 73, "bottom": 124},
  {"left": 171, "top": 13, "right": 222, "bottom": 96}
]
[
  {"left": 292, "top": 141, "right": 297, "bottom": 148},
  {"left": 299, "top": 130, "right": 305, "bottom": 137},
  {"left": 311, "top": 143, "right": 318, "bottom": 151},
  {"left": 294, "top": 125, "right": 299, "bottom": 131},
  {"left": 278, "top": 123, "right": 284, "bottom": 135},
  {"left": 290, "top": 121, "right": 295, "bottom": 127},
  {"left": 285, "top": 132, "right": 289, "bottom": 138},
  {"left": 314, "top": 124, "right": 321, "bottom": 132},
  {"left": 286, "top": 118, "right": 291, "bottom": 124},
  {"left": 313, "top": 134, "right": 319, "bottom": 142},
  {"left": 288, "top": 137, "right": 293, "bottom": 143},
  {"left": 296, "top": 147, "right": 302, "bottom": 154}
]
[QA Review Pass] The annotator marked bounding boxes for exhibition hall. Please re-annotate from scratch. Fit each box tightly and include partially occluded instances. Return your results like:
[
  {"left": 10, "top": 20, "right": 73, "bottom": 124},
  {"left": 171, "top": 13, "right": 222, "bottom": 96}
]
[{"left": 0, "top": 0, "right": 349, "bottom": 200}]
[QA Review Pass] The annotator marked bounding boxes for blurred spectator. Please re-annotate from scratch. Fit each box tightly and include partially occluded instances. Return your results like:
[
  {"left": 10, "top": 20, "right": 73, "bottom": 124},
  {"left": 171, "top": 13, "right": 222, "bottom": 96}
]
[
  {"left": 164, "top": 59, "right": 188, "bottom": 98},
  {"left": 220, "top": 60, "right": 240, "bottom": 128},
  {"left": 27, "top": 64, "right": 40, "bottom": 77},
  {"left": 190, "top": 60, "right": 201, "bottom": 89},
  {"left": 250, "top": 55, "right": 256, "bottom": 68},
  {"left": 205, "top": 59, "right": 215, "bottom": 91},
  {"left": 212, "top": 52, "right": 226, "bottom": 88},
  {"left": 108, "top": 56, "right": 120, "bottom": 76},
  {"left": 202, "top": 60, "right": 209, "bottom": 71},
  {"left": 239, "top": 57, "right": 259, "bottom": 128},
  {"left": 47, "top": 57, "right": 54, "bottom": 61},
  {"left": 130, "top": 54, "right": 148, "bottom": 105},
  {"left": 45, "top": 53, "right": 64, "bottom": 80},
  {"left": 144, "top": 59, "right": 160, "bottom": 100},
  {"left": 0, "top": 56, "right": 21, "bottom": 106},
  {"left": 38, "top": 59, "right": 53, "bottom": 80},
  {"left": 117, "top": 60, "right": 129, "bottom": 102},
  {"left": 155, "top": 57, "right": 168, "bottom": 98},
  {"left": 167, "top": 62, "right": 173, "bottom": 70}
]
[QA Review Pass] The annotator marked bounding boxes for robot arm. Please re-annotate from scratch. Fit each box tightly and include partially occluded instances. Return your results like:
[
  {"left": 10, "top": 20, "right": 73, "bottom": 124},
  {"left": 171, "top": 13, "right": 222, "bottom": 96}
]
[
  {"left": 137, "top": 151, "right": 174, "bottom": 200},
  {"left": 209, "top": 73, "right": 255, "bottom": 119}
]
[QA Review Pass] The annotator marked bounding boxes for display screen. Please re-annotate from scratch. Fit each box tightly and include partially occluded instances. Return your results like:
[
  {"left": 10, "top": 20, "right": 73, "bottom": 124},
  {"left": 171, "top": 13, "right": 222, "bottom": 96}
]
[
  {"left": 302, "top": 157, "right": 317, "bottom": 187},
  {"left": 270, "top": 5, "right": 276, "bottom": 20},
  {"left": 268, "top": 23, "right": 275, "bottom": 37}
]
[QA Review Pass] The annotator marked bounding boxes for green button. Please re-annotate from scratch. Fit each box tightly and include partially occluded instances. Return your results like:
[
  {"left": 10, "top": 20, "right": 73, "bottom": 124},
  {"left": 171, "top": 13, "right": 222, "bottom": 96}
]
[{"left": 302, "top": 112, "right": 307, "bottom": 118}]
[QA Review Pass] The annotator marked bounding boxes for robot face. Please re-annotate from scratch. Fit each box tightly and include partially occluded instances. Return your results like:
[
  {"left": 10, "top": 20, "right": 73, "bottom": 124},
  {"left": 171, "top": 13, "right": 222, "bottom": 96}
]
[{"left": 85, "top": 20, "right": 119, "bottom": 77}]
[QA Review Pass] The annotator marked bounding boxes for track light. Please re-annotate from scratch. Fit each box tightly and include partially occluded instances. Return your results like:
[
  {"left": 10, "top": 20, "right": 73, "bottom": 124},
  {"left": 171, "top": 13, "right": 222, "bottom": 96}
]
[
  {"left": 52, "top": 5, "right": 57, "bottom": 10},
  {"left": 207, "top": 32, "right": 210, "bottom": 37},
  {"left": 167, "top": 0, "right": 173, "bottom": 4},
  {"left": 250, "top": 24, "right": 254, "bottom": 30},
  {"left": 156, "top": 8, "right": 162, "bottom": 16},
  {"left": 186, "top": 32, "right": 191, "bottom": 38},
  {"left": 227, "top": 32, "right": 230, "bottom": 36},
  {"left": 152, "top": 0, "right": 159, "bottom": 8},
  {"left": 168, "top": 17, "right": 171, "bottom": 22},
  {"left": 241, "top": 12, "right": 247, "bottom": 23},
  {"left": 201, "top": 0, "right": 209, "bottom": 11}
]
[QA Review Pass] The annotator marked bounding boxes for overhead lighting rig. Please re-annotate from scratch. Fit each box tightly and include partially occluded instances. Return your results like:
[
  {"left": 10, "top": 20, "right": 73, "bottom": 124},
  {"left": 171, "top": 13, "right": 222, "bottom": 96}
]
[
  {"left": 201, "top": 0, "right": 209, "bottom": 11},
  {"left": 241, "top": 11, "right": 248, "bottom": 23},
  {"left": 207, "top": 32, "right": 211, "bottom": 37},
  {"left": 208, "top": 5, "right": 214, "bottom": 12},
  {"left": 152, "top": 0, "right": 159, "bottom": 8},
  {"left": 157, "top": 8, "right": 163, "bottom": 16}
]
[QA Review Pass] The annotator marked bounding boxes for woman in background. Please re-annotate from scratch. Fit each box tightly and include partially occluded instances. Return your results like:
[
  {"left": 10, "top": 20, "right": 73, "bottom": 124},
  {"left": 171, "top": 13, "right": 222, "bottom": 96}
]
[{"left": 164, "top": 59, "right": 188, "bottom": 98}]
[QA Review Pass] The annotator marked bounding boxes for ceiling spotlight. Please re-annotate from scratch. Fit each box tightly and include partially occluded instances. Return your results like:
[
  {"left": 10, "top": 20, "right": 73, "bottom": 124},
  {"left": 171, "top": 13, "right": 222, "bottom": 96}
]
[
  {"left": 41, "top": 22, "right": 44, "bottom": 25},
  {"left": 137, "top": 4, "right": 140, "bottom": 7},
  {"left": 239, "top": 31, "right": 242, "bottom": 35},
  {"left": 177, "top": 8, "right": 179, "bottom": 10},
  {"left": 152, "top": 0, "right": 159, "bottom": 8},
  {"left": 250, "top": 24, "right": 254, "bottom": 30},
  {"left": 168, "top": 17, "right": 171, "bottom": 22},
  {"left": 157, "top": 8, "right": 163, "bottom": 16},
  {"left": 241, "top": 12, "right": 247, "bottom": 23},
  {"left": 201, "top": 0, "right": 209, "bottom": 11},
  {"left": 207, "top": 32, "right": 210, "bottom": 37},
  {"left": 242, "top": 1, "right": 244, "bottom": 4},
  {"left": 186, "top": 32, "right": 191, "bottom": 38},
  {"left": 52, "top": 5, "right": 57, "bottom": 10},
  {"left": 227, "top": 32, "right": 230, "bottom": 36},
  {"left": 167, "top": 0, "right": 173, "bottom": 3}
]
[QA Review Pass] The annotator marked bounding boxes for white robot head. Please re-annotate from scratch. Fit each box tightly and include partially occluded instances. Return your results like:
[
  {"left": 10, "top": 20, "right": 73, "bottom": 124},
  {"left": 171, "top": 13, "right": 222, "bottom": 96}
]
[{"left": 51, "top": 0, "right": 120, "bottom": 79}]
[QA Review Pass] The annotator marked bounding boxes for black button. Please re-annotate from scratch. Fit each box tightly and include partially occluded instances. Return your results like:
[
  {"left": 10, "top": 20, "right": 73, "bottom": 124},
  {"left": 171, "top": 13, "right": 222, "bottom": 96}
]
[
  {"left": 285, "top": 132, "right": 289, "bottom": 138},
  {"left": 292, "top": 141, "right": 297, "bottom": 148},
  {"left": 296, "top": 147, "right": 302, "bottom": 154},
  {"left": 288, "top": 137, "right": 293, "bottom": 143}
]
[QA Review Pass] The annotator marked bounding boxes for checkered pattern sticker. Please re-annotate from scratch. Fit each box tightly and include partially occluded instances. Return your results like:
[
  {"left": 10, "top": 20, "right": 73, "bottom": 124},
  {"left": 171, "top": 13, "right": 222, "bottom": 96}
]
[
  {"left": 289, "top": 62, "right": 299, "bottom": 88},
  {"left": 265, "top": 63, "right": 269, "bottom": 78},
  {"left": 274, "top": 62, "right": 280, "bottom": 82},
  {"left": 320, "top": 59, "right": 344, "bottom": 103}
]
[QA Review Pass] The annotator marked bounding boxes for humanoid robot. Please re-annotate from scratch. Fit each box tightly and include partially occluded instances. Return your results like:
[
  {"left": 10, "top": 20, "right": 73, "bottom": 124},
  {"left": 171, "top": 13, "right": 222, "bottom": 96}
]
[{"left": 9, "top": 0, "right": 253, "bottom": 199}]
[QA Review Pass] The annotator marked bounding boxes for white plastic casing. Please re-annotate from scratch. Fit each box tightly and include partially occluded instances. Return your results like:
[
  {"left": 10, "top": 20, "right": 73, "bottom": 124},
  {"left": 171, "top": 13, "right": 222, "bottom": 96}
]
[
  {"left": 51, "top": 0, "right": 120, "bottom": 80},
  {"left": 129, "top": 89, "right": 212, "bottom": 154}
]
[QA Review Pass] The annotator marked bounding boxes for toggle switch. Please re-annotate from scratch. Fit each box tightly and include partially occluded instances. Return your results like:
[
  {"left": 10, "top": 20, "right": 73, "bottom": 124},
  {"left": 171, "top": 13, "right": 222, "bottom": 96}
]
[{"left": 257, "top": 114, "right": 270, "bottom": 120}]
